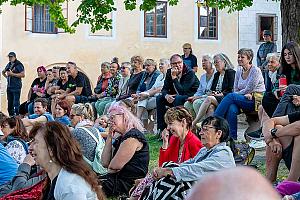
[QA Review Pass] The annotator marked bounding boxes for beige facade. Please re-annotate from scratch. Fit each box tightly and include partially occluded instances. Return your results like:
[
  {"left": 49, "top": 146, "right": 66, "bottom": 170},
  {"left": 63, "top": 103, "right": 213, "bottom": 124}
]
[{"left": 0, "top": 1, "right": 238, "bottom": 113}]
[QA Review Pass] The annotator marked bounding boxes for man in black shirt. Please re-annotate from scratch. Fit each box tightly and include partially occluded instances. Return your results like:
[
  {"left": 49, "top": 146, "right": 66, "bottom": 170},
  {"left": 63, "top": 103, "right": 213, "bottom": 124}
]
[
  {"left": 2, "top": 52, "right": 25, "bottom": 116},
  {"left": 59, "top": 62, "right": 92, "bottom": 104},
  {"left": 262, "top": 111, "right": 300, "bottom": 183}
]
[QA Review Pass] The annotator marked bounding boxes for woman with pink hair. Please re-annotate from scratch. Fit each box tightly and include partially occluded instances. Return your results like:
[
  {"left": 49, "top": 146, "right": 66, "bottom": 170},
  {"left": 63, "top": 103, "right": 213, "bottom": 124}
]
[{"left": 100, "top": 103, "right": 149, "bottom": 197}]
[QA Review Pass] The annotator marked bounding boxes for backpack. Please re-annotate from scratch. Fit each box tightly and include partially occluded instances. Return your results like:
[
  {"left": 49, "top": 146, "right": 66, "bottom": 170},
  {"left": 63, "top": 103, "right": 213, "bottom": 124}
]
[
  {"left": 78, "top": 127, "right": 107, "bottom": 175},
  {"left": 0, "top": 172, "right": 48, "bottom": 200}
]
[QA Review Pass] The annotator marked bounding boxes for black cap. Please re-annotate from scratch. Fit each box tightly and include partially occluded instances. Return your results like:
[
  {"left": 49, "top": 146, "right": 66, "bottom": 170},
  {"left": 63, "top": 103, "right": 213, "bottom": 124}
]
[
  {"left": 8, "top": 52, "right": 16, "bottom": 57},
  {"left": 263, "top": 30, "right": 272, "bottom": 36}
]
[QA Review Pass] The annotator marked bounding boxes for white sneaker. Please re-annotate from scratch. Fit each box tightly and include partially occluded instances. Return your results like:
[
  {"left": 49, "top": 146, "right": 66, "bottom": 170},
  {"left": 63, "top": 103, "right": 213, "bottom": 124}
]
[{"left": 249, "top": 140, "right": 266, "bottom": 150}]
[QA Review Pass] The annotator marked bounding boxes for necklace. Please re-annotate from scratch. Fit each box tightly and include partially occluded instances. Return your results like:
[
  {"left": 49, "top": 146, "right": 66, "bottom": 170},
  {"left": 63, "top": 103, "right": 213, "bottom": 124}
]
[{"left": 242, "top": 66, "right": 251, "bottom": 73}]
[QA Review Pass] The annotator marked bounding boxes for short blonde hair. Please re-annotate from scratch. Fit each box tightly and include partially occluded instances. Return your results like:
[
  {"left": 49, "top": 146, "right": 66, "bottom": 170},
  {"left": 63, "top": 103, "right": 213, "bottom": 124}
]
[
  {"left": 131, "top": 55, "right": 144, "bottom": 65},
  {"left": 71, "top": 103, "right": 94, "bottom": 121}
]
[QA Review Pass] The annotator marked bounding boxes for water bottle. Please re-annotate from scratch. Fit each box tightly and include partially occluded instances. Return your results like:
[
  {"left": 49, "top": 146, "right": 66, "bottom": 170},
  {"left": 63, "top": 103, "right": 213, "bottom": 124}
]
[{"left": 279, "top": 75, "right": 287, "bottom": 96}]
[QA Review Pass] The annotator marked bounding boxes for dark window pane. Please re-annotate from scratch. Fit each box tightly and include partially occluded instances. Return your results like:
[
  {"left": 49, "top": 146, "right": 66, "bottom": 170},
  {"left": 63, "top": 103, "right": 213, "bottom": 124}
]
[
  {"left": 200, "top": 16, "right": 208, "bottom": 27},
  {"left": 198, "top": 6, "right": 218, "bottom": 39},
  {"left": 33, "top": 5, "right": 56, "bottom": 33},
  {"left": 144, "top": 1, "right": 167, "bottom": 37}
]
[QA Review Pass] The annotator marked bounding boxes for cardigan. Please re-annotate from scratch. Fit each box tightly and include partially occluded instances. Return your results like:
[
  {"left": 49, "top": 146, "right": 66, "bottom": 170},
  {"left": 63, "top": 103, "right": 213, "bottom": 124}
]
[
  {"left": 210, "top": 69, "right": 236, "bottom": 96},
  {"left": 54, "top": 168, "right": 97, "bottom": 200},
  {"left": 158, "top": 131, "right": 203, "bottom": 167},
  {"left": 171, "top": 142, "right": 236, "bottom": 182}
]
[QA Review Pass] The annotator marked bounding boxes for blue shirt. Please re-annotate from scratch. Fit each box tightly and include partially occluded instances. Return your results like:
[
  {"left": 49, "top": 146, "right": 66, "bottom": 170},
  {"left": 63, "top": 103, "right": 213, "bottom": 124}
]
[
  {"left": 0, "top": 143, "right": 18, "bottom": 185},
  {"left": 28, "top": 112, "right": 55, "bottom": 122},
  {"left": 55, "top": 115, "right": 71, "bottom": 126}
]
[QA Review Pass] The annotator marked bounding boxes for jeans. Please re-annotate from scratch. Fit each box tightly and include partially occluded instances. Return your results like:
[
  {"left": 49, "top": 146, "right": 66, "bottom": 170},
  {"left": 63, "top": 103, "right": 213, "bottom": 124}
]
[
  {"left": 156, "top": 94, "right": 188, "bottom": 131},
  {"left": 7, "top": 88, "right": 21, "bottom": 116},
  {"left": 214, "top": 93, "right": 255, "bottom": 140},
  {"left": 273, "top": 84, "right": 300, "bottom": 117}
]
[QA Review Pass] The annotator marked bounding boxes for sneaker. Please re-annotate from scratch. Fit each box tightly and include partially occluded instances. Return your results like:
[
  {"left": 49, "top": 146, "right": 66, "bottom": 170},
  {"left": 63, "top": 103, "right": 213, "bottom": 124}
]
[
  {"left": 249, "top": 139, "right": 266, "bottom": 150},
  {"left": 246, "top": 128, "right": 264, "bottom": 140}
]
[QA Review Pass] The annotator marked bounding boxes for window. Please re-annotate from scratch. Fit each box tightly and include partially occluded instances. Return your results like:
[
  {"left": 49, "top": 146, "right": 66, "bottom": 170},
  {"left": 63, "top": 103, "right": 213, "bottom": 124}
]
[
  {"left": 198, "top": 6, "right": 218, "bottom": 39},
  {"left": 257, "top": 14, "right": 278, "bottom": 42},
  {"left": 144, "top": 1, "right": 167, "bottom": 38},
  {"left": 25, "top": 3, "right": 68, "bottom": 34}
]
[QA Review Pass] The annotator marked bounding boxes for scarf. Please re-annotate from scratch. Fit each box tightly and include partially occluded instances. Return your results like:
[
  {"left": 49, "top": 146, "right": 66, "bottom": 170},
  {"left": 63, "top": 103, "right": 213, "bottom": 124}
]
[{"left": 75, "top": 119, "right": 93, "bottom": 129}]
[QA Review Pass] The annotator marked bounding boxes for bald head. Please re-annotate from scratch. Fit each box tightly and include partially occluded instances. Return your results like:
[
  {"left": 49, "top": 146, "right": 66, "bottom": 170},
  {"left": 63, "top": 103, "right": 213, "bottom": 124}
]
[{"left": 187, "top": 167, "right": 280, "bottom": 200}]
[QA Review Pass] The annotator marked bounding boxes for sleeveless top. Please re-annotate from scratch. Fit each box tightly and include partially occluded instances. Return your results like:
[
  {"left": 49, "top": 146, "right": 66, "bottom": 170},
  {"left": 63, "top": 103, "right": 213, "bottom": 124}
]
[{"left": 113, "top": 128, "right": 149, "bottom": 179}]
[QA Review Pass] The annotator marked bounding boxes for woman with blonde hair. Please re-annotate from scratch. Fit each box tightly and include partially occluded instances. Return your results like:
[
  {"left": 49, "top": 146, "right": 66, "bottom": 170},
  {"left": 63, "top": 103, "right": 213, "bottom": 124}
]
[
  {"left": 101, "top": 103, "right": 149, "bottom": 197},
  {"left": 70, "top": 103, "right": 106, "bottom": 174},
  {"left": 192, "top": 53, "right": 235, "bottom": 127}
]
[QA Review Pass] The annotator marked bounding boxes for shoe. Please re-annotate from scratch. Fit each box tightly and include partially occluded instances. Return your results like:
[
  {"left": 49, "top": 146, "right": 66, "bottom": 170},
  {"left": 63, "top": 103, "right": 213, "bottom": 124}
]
[
  {"left": 249, "top": 139, "right": 266, "bottom": 150},
  {"left": 246, "top": 128, "right": 264, "bottom": 140}
]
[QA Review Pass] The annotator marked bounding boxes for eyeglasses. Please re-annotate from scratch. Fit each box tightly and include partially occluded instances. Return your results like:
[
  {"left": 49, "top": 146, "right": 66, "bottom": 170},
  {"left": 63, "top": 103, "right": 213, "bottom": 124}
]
[
  {"left": 109, "top": 113, "right": 123, "bottom": 121},
  {"left": 183, "top": 48, "right": 191, "bottom": 50},
  {"left": 200, "top": 125, "right": 216, "bottom": 133},
  {"left": 170, "top": 61, "right": 182, "bottom": 66}
]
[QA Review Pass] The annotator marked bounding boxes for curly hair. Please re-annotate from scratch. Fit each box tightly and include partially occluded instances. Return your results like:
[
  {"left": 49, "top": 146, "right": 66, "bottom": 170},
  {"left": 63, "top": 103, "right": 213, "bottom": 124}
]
[
  {"left": 29, "top": 122, "right": 105, "bottom": 200},
  {"left": 164, "top": 106, "right": 193, "bottom": 130}
]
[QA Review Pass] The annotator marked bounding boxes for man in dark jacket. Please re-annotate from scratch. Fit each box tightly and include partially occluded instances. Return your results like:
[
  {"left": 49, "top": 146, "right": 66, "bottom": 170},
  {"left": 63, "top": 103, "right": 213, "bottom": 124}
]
[
  {"left": 2, "top": 52, "right": 25, "bottom": 116},
  {"left": 156, "top": 54, "right": 200, "bottom": 132}
]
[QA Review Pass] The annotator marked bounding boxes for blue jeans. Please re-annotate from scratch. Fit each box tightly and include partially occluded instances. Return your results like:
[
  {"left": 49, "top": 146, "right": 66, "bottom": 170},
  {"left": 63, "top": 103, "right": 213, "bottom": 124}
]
[
  {"left": 156, "top": 94, "right": 188, "bottom": 131},
  {"left": 7, "top": 88, "right": 21, "bottom": 116},
  {"left": 214, "top": 93, "right": 255, "bottom": 140}
]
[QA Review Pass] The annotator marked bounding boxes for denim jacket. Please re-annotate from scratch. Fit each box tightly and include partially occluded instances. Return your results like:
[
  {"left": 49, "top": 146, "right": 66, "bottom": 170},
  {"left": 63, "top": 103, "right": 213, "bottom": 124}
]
[{"left": 136, "top": 70, "right": 160, "bottom": 93}]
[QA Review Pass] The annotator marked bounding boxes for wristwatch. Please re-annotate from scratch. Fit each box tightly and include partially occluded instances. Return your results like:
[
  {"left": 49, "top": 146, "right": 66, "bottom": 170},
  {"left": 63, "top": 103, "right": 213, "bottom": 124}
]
[{"left": 270, "top": 128, "right": 278, "bottom": 138}]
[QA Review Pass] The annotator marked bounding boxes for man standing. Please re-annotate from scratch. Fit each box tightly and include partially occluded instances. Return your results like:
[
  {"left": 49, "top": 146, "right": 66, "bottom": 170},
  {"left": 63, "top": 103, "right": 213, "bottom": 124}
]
[
  {"left": 156, "top": 54, "right": 199, "bottom": 132},
  {"left": 2, "top": 52, "right": 25, "bottom": 116},
  {"left": 257, "top": 30, "right": 277, "bottom": 82}
]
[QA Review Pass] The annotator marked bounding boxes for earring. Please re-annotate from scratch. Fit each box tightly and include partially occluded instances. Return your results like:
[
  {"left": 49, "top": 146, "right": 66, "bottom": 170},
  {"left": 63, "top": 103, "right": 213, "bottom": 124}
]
[{"left": 49, "top": 159, "right": 53, "bottom": 163}]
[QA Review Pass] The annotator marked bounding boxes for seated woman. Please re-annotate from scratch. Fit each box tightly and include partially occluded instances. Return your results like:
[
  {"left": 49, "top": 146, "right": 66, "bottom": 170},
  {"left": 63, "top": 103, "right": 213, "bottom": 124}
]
[
  {"left": 101, "top": 104, "right": 149, "bottom": 197},
  {"left": 54, "top": 100, "right": 71, "bottom": 126},
  {"left": 28, "top": 122, "right": 104, "bottom": 199},
  {"left": 184, "top": 55, "right": 215, "bottom": 118},
  {"left": 0, "top": 116, "right": 28, "bottom": 164},
  {"left": 141, "top": 116, "right": 235, "bottom": 200},
  {"left": 247, "top": 53, "right": 281, "bottom": 140},
  {"left": 70, "top": 103, "right": 106, "bottom": 174},
  {"left": 192, "top": 53, "right": 235, "bottom": 127},
  {"left": 133, "top": 58, "right": 167, "bottom": 131},
  {"left": 214, "top": 48, "right": 265, "bottom": 141},
  {"left": 129, "top": 106, "right": 203, "bottom": 200}
]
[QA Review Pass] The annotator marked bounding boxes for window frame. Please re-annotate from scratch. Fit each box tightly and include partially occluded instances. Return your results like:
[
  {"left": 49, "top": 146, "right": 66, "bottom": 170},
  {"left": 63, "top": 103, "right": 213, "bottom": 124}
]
[
  {"left": 25, "top": 3, "right": 68, "bottom": 34},
  {"left": 256, "top": 14, "right": 278, "bottom": 43},
  {"left": 197, "top": 6, "right": 218, "bottom": 40},
  {"left": 144, "top": 1, "right": 167, "bottom": 38}
]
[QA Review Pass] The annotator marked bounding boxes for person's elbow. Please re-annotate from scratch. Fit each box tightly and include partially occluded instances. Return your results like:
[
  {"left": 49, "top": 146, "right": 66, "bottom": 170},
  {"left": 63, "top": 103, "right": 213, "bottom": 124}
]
[{"left": 108, "top": 162, "right": 125, "bottom": 171}]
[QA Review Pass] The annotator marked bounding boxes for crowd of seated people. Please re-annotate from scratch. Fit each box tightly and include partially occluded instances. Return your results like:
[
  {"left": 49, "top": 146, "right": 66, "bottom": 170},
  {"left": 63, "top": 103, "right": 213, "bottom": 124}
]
[{"left": 1, "top": 42, "right": 300, "bottom": 199}]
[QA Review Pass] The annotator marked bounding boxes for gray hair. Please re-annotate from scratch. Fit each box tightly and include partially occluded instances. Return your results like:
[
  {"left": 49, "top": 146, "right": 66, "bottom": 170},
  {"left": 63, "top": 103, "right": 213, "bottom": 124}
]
[
  {"left": 266, "top": 52, "right": 280, "bottom": 62},
  {"left": 159, "top": 58, "right": 170, "bottom": 66},
  {"left": 238, "top": 48, "right": 254, "bottom": 64},
  {"left": 213, "top": 53, "right": 234, "bottom": 70},
  {"left": 202, "top": 54, "right": 214, "bottom": 64}
]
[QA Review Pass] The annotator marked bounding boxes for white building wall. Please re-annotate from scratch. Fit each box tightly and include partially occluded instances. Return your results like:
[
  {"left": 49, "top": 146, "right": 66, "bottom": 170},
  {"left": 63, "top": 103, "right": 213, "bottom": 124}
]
[{"left": 238, "top": 0, "right": 282, "bottom": 65}]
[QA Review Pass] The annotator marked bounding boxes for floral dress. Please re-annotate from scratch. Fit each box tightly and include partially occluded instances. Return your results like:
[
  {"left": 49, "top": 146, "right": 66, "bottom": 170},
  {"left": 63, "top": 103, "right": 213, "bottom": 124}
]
[{"left": 5, "top": 140, "right": 27, "bottom": 164}]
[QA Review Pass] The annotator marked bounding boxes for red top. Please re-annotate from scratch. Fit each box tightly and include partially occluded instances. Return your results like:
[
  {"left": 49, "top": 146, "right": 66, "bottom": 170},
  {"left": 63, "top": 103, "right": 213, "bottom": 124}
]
[{"left": 158, "top": 130, "right": 203, "bottom": 167}]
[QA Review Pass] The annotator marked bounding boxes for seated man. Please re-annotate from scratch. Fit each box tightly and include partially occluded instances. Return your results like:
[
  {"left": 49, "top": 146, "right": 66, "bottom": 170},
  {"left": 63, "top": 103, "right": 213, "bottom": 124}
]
[
  {"left": 58, "top": 62, "right": 92, "bottom": 105},
  {"left": 22, "top": 98, "right": 54, "bottom": 128},
  {"left": 156, "top": 54, "right": 199, "bottom": 132},
  {"left": 142, "top": 116, "right": 235, "bottom": 199},
  {"left": 262, "top": 111, "right": 300, "bottom": 182}
]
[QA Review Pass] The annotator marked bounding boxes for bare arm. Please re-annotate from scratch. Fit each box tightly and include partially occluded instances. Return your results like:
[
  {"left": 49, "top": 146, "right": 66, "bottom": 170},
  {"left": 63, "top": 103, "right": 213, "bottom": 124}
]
[
  {"left": 148, "top": 86, "right": 163, "bottom": 97},
  {"left": 27, "top": 88, "right": 32, "bottom": 101},
  {"left": 66, "top": 87, "right": 83, "bottom": 96},
  {"left": 2, "top": 70, "right": 7, "bottom": 78},
  {"left": 10, "top": 71, "right": 25, "bottom": 78},
  {"left": 22, "top": 116, "right": 47, "bottom": 127},
  {"left": 101, "top": 137, "right": 113, "bottom": 168},
  {"left": 263, "top": 116, "right": 289, "bottom": 144}
]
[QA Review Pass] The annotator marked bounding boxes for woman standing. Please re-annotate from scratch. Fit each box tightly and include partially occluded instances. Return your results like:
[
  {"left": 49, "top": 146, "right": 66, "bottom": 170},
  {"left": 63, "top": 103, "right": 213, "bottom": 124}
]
[
  {"left": 192, "top": 53, "right": 235, "bottom": 127},
  {"left": 182, "top": 43, "right": 198, "bottom": 72},
  {"left": 214, "top": 48, "right": 265, "bottom": 141}
]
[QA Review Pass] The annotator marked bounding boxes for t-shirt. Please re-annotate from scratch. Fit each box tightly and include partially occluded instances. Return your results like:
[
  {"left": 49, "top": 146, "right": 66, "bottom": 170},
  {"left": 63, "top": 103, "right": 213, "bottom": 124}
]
[
  {"left": 57, "top": 79, "right": 69, "bottom": 91},
  {"left": 288, "top": 111, "right": 300, "bottom": 123},
  {"left": 55, "top": 115, "right": 71, "bottom": 126},
  {"left": 127, "top": 71, "right": 146, "bottom": 95},
  {"left": 182, "top": 54, "right": 198, "bottom": 70},
  {"left": 0, "top": 143, "right": 18, "bottom": 185},
  {"left": 30, "top": 78, "right": 47, "bottom": 101},
  {"left": 4, "top": 60, "right": 25, "bottom": 89},
  {"left": 28, "top": 112, "right": 55, "bottom": 122},
  {"left": 67, "top": 71, "right": 92, "bottom": 97}
]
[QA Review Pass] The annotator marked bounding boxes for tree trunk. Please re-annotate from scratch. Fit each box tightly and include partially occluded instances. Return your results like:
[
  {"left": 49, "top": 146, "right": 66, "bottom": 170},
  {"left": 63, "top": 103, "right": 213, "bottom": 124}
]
[{"left": 281, "top": 0, "right": 300, "bottom": 45}]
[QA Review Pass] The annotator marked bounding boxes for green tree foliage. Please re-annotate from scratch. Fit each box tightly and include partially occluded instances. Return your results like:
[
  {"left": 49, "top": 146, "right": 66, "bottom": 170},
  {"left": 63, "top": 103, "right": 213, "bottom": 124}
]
[{"left": 0, "top": 0, "right": 276, "bottom": 33}]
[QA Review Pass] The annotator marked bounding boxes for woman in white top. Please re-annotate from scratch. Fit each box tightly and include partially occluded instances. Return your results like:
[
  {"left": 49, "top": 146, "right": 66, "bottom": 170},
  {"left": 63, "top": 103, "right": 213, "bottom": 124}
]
[
  {"left": 29, "top": 121, "right": 104, "bottom": 200},
  {"left": 134, "top": 58, "right": 170, "bottom": 131},
  {"left": 184, "top": 55, "right": 215, "bottom": 118}
]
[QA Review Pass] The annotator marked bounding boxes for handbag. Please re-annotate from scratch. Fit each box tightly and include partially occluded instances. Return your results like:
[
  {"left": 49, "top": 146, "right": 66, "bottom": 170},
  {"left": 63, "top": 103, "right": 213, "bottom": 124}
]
[{"left": 253, "top": 92, "right": 264, "bottom": 111}]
